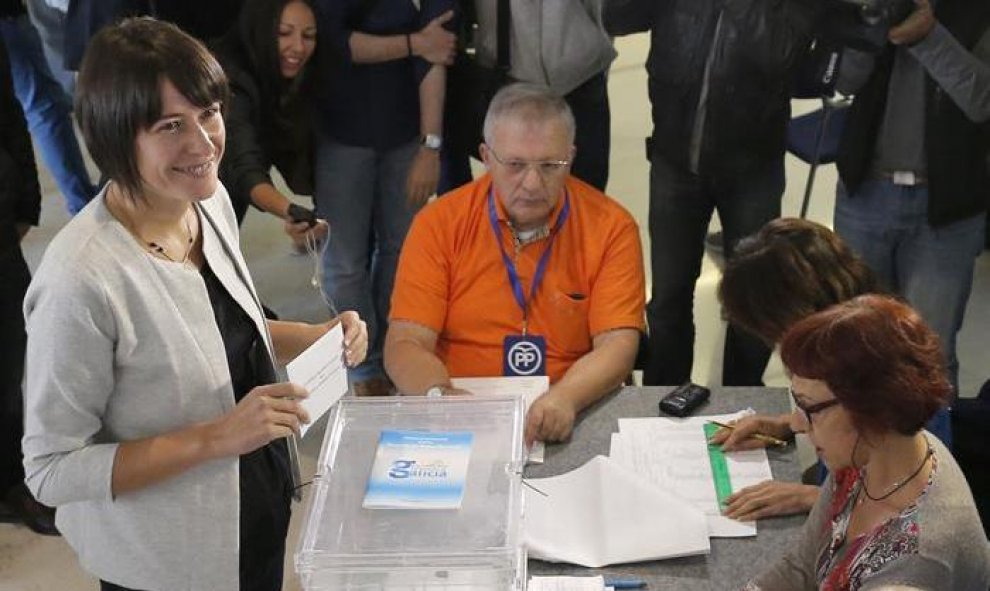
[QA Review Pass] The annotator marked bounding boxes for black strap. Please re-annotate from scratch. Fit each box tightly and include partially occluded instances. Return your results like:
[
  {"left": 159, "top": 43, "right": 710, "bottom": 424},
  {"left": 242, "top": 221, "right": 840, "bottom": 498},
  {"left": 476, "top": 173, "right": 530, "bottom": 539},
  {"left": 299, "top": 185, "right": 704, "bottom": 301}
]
[{"left": 495, "top": 0, "right": 510, "bottom": 71}]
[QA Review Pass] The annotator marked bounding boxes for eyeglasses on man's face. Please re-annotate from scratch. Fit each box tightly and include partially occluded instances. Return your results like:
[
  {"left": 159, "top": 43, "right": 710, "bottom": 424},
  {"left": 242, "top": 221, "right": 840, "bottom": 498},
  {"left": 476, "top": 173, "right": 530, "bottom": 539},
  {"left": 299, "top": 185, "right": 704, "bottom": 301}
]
[
  {"left": 486, "top": 145, "right": 571, "bottom": 179},
  {"left": 789, "top": 386, "right": 841, "bottom": 425}
]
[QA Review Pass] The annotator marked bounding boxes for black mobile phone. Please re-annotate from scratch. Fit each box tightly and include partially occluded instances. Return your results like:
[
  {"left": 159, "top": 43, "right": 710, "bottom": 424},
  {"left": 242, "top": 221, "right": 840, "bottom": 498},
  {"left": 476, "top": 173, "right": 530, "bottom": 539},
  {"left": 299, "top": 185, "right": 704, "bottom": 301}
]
[
  {"left": 659, "top": 383, "right": 711, "bottom": 417},
  {"left": 287, "top": 203, "right": 317, "bottom": 228}
]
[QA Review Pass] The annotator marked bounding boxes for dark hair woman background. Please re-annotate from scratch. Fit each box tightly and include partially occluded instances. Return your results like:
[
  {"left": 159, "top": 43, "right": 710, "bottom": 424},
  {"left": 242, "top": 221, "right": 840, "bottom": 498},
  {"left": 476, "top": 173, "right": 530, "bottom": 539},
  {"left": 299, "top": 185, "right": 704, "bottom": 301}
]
[
  {"left": 213, "top": 0, "right": 328, "bottom": 251},
  {"left": 711, "top": 218, "right": 953, "bottom": 522}
]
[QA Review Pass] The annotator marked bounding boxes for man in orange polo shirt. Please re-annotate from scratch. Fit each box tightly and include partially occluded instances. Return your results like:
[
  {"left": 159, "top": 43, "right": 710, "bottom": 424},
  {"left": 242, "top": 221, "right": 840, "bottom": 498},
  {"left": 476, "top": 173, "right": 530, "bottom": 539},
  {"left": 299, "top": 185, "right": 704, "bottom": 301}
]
[{"left": 385, "top": 83, "right": 645, "bottom": 446}]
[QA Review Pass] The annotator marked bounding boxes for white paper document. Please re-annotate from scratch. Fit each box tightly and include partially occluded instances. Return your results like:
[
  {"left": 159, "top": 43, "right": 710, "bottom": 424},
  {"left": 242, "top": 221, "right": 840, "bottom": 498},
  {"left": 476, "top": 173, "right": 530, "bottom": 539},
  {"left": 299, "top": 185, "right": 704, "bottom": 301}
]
[
  {"left": 528, "top": 576, "right": 610, "bottom": 591},
  {"left": 285, "top": 323, "right": 348, "bottom": 438},
  {"left": 524, "top": 455, "right": 710, "bottom": 567},
  {"left": 611, "top": 411, "right": 773, "bottom": 538},
  {"left": 450, "top": 376, "right": 549, "bottom": 463}
]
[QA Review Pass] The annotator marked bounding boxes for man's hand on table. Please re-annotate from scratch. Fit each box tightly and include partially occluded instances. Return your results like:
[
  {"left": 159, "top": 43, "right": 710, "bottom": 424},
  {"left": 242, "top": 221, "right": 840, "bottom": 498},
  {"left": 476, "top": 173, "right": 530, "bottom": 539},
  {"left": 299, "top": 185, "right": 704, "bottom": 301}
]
[
  {"left": 723, "top": 480, "right": 819, "bottom": 521},
  {"left": 524, "top": 391, "right": 578, "bottom": 447}
]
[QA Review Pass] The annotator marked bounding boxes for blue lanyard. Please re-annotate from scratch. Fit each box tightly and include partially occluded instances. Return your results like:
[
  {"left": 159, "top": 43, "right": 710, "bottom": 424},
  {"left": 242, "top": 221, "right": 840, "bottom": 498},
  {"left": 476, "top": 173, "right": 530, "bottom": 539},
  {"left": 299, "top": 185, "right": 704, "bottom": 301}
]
[{"left": 487, "top": 188, "right": 571, "bottom": 335}]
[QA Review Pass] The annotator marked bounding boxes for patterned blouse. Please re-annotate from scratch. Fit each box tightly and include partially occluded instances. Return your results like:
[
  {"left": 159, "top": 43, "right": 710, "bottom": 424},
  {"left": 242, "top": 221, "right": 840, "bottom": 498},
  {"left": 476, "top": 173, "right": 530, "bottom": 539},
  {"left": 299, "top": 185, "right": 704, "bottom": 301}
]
[
  {"left": 744, "top": 434, "right": 990, "bottom": 590},
  {"left": 812, "top": 456, "right": 935, "bottom": 590}
]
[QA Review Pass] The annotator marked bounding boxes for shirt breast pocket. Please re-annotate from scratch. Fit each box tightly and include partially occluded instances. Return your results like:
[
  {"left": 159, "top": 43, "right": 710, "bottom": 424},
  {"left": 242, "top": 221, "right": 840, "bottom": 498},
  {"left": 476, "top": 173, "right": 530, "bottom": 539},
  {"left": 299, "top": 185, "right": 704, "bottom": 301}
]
[{"left": 543, "top": 287, "right": 592, "bottom": 355}]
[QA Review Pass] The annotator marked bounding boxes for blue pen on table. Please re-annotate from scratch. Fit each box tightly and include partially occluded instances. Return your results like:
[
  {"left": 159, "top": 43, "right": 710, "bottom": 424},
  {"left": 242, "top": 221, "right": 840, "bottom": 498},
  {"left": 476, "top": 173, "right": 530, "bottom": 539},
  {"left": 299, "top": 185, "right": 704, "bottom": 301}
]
[{"left": 603, "top": 577, "right": 646, "bottom": 589}]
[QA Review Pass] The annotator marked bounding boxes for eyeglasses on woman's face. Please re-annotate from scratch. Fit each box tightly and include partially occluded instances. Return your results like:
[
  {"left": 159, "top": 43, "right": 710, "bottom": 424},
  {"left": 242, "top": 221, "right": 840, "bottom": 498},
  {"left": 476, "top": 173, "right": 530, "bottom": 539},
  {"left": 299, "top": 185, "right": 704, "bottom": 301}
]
[{"left": 789, "top": 386, "right": 841, "bottom": 425}]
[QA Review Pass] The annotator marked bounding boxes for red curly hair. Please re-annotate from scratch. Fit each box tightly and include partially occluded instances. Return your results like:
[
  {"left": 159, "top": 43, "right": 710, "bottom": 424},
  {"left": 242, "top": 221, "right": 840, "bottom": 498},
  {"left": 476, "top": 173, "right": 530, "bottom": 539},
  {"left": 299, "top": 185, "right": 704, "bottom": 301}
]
[{"left": 780, "top": 294, "right": 951, "bottom": 436}]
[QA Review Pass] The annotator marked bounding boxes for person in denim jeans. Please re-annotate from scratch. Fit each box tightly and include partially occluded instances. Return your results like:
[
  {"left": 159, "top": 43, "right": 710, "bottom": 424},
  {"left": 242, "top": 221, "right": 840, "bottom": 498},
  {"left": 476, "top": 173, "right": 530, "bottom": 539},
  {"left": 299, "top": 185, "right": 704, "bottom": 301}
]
[
  {"left": 605, "top": 0, "right": 820, "bottom": 388},
  {"left": 834, "top": 0, "right": 990, "bottom": 396},
  {"left": 314, "top": 0, "right": 455, "bottom": 395},
  {"left": 23, "top": 0, "right": 74, "bottom": 96},
  {"left": 0, "top": 6, "right": 95, "bottom": 214}
]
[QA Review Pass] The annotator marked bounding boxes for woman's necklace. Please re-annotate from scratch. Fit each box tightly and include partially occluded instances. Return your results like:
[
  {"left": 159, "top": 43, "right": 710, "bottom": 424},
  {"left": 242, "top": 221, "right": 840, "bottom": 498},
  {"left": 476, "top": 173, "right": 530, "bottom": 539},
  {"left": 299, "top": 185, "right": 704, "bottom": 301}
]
[
  {"left": 147, "top": 211, "right": 194, "bottom": 263},
  {"left": 859, "top": 442, "right": 932, "bottom": 503}
]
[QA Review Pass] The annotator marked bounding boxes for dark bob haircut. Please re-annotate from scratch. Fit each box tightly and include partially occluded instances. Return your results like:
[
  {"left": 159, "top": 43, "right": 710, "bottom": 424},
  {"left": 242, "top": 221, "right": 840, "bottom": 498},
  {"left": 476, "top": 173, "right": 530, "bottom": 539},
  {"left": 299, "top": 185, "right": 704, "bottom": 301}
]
[
  {"left": 718, "top": 218, "right": 880, "bottom": 344},
  {"left": 75, "top": 17, "right": 229, "bottom": 201},
  {"left": 780, "top": 294, "right": 951, "bottom": 437}
]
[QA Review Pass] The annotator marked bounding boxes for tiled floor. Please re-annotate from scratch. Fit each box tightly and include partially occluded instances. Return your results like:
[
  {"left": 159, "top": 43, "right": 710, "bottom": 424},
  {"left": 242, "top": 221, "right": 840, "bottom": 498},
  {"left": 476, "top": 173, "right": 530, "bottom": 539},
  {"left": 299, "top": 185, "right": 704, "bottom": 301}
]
[{"left": 3, "top": 33, "right": 987, "bottom": 591}]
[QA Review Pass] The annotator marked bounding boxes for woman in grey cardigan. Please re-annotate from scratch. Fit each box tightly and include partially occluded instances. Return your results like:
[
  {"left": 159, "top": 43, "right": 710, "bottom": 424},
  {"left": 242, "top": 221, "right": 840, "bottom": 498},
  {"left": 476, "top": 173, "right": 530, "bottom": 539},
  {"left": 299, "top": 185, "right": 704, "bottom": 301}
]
[
  {"left": 745, "top": 295, "right": 988, "bottom": 590},
  {"left": 21, "top": 18, "right": 367, "bottom": 591}
]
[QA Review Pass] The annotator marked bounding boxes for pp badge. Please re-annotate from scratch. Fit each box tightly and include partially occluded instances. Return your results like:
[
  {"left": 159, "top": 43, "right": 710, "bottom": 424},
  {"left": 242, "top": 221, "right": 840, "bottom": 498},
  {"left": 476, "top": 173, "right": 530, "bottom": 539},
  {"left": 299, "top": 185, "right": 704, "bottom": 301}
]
[{"left": 503, "top": 335, "right": 547, "bottom": 377}]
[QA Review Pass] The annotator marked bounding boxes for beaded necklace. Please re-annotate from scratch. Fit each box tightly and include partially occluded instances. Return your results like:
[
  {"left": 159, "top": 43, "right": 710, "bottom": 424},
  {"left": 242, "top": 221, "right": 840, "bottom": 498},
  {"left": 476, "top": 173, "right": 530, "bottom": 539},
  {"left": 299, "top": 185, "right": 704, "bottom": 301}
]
[{"left": 146, "top": 213, "right": 194, "bottom": 263}]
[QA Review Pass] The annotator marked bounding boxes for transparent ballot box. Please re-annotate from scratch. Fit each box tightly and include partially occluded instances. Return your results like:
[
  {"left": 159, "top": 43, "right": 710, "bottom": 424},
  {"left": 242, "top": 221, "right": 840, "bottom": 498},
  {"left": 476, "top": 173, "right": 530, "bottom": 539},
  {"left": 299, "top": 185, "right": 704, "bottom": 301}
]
[{"left": 295, "top": 395, "right": 527, "bottom": 590}]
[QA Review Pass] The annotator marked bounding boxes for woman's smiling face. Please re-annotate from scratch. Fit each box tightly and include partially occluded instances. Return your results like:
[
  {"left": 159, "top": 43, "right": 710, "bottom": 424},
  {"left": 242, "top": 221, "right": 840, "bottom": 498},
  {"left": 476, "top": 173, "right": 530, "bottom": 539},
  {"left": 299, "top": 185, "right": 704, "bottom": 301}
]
[
  {"left": 277, "top": 1, "right": 317, "bottom": 79},
  {"left": 133, "top": 77, "right": 225, "bottom": 204}
]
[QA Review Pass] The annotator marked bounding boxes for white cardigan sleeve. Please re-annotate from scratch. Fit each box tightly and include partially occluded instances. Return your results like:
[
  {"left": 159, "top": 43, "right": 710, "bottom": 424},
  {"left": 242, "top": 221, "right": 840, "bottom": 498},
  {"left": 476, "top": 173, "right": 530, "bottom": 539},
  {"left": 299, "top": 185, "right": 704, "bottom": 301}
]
[{"left": 22, "top": 256, "right": 120, "bottom": 506}]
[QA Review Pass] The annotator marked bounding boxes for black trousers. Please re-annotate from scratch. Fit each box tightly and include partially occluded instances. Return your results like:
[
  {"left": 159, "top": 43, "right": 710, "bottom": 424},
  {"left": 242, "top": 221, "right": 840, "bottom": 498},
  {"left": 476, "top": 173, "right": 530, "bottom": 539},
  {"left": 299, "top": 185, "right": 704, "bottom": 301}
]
[
  {"left": 0, "top": 244, "right": 30, "bottom": 494},
  {"left": 642, "top": 156, "right": 781, "bottom": 387}
]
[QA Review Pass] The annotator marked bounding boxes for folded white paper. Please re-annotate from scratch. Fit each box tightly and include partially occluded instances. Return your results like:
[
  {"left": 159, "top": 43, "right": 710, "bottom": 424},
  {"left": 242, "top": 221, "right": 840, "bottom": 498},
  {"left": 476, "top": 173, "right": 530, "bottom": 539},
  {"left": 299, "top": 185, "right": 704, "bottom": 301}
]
[
  {"left": 286, "top": 323, "right": 348, "bottom": 438},
  {"left": 524, "top": 455, "right": 710, "bottom": 567},
  {"left": 529, "top": 575, "right": 609, "bottom": 591}
]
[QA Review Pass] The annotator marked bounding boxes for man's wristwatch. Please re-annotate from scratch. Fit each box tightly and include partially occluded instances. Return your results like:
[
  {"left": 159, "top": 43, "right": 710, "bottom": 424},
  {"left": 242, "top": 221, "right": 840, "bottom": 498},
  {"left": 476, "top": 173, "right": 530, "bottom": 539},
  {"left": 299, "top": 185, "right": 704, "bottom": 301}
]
[
  {"left": 425, "top": 385, "right": 446, "bottom": 398},
  {"left": 420, "top": 133, "right": 443, "bottom": 151}
]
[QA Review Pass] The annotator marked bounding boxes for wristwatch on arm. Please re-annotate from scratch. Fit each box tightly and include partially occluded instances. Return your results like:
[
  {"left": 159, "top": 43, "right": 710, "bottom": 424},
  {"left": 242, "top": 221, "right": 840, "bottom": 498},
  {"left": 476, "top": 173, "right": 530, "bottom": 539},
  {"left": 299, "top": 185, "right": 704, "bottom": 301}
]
[
  {"left": 425, "top": 385, "right": 447, "bottom": 398},
  {"left": 420, "top": 133, "right": 442, "bottom": 151}
]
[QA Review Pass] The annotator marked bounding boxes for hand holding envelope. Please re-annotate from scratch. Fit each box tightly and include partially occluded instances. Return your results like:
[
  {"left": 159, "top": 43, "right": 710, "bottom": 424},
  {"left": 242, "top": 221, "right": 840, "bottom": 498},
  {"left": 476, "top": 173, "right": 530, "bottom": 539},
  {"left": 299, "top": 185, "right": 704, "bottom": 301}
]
[{"left": 286, "top": 323, "right": 350, "bottom": 438}]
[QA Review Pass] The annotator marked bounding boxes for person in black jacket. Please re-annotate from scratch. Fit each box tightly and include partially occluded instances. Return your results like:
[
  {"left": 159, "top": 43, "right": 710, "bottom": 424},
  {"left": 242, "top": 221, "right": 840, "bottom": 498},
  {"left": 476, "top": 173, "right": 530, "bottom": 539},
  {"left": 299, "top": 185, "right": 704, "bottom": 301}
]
[
  {"left": 213, "top": 0, "right": 327, "bottom": 249},
  {"left": 833, "top": 0, "right": 990, "bottom": 397},
  {"left": 64, "top": 0, "right": 246, "bottom": 70},
  {"left": 0, "top": 38, "right": 56, "bottom": 536},
  {"left": 604, "top": 0, "right": 819, "bottom": 388}
]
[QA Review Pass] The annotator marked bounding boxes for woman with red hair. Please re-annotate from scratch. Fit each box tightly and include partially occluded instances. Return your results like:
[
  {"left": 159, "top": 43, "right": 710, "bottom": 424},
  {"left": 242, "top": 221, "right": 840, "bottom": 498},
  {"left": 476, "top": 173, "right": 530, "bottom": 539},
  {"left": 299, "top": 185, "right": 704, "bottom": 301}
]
[{"left": 746, "top": 295, "right": 988, "bottom": 590}]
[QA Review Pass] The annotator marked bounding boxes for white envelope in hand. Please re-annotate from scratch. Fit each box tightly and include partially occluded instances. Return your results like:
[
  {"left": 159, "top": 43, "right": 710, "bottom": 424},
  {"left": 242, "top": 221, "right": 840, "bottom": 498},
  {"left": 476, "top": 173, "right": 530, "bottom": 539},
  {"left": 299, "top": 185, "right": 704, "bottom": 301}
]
[{"left": 524, "top": 455, "right": 710, "bottom": 568}]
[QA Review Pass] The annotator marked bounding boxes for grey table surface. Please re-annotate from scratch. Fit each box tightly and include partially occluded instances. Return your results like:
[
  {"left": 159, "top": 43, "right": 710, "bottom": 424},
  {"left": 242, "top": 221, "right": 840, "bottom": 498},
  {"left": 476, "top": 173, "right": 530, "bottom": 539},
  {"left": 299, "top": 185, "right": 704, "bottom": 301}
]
[{"left": 524, "top": 386, "right": 805, "bottom": 591}]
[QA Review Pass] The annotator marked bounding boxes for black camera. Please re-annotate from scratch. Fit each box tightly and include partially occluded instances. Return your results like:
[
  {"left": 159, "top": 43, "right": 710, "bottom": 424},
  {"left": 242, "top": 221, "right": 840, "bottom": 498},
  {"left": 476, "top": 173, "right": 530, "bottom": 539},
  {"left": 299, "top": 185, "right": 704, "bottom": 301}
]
[
  {"left": 790, "top": 0, "right": 916, "bottom": 97},
  {"left": 828, "top": 0, "right": 916, "bottom": 53},
  {"left": 840, "top": 0, "right": 915, "bottom": 26}
]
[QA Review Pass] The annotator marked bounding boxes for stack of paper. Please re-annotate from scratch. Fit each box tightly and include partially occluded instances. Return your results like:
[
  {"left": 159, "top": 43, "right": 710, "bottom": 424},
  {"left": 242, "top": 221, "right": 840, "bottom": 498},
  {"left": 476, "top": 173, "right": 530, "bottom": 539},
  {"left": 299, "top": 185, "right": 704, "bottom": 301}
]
[
  {"left": 523, "top": 410, "right": 777, "bottom": 568},
  {"left": 610, "top": 411, "right": 774, "bottom": 537},
  {"left": 524, "top": 455, "right": 710, "bottom": 567}
]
